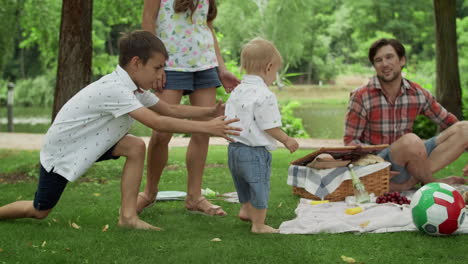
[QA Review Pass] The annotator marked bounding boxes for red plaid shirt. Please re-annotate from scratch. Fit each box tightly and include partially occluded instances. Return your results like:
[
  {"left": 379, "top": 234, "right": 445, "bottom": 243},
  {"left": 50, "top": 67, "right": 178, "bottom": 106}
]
[{"left": 344, "top": 76, "right": 458, "bottom": 146}]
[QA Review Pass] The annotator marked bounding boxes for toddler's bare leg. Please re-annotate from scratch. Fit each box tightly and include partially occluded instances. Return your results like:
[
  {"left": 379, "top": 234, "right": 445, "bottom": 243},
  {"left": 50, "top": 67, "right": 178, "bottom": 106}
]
[{"left": 238, "top": 202, "right": 251, "bottom": 222}]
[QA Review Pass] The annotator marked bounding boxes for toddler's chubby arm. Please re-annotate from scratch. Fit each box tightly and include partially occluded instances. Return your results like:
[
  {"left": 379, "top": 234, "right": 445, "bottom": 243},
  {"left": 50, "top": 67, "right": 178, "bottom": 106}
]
[
  {"left": 149, "top": 100, "right": 225, "bottom": 119},
  {"left": 130, "top": 107, "right": 241, "bottom": 141},
  {"left": 265, "top": 127, "right": 299, "bottom": 153}
]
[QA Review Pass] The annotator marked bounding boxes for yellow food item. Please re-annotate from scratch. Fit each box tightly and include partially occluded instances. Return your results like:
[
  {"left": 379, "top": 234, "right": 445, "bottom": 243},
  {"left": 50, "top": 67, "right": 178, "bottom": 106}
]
[
  {"left": 345, "top": 207, "right": 363, "bottom": 215},
  {"left": 310, "top": 200, "right": 330, "bottom": 205}
]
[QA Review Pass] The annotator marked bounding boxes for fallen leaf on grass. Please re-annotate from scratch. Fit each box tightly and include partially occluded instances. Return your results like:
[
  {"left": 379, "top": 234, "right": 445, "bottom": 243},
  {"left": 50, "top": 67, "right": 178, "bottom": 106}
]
[
  {"left": 102, "top": 224, "right": 109, "bottom": 232},
  {"left": 341, "top": 255, "right": 356, "bottom": 263},
  {"left": 211, "top": 238, "right": 222, "bottom": 242},
  {"left": 0, "top": 248, "right": 4, "bottom": 252},
  {"left": 65, "top": 248, "right": 71, "bottom": 252},
  {"left": 277, "top": 202, "right": 283, "bottom": 208},
  {"left": 41, "top": 241, "right": 46, "bottom": 248},
  {"left": 71, "top": 222, "right": 81, "bottom": 229},
  {"left": 93, "top": 193, "right": 101, "bottom": 197}
]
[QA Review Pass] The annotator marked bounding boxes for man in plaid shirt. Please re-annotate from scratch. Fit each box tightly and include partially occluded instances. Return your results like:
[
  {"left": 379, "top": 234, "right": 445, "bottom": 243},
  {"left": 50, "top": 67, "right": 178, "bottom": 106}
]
[{"left": 344, "top": 38, "right": 468, "bottom": 191}]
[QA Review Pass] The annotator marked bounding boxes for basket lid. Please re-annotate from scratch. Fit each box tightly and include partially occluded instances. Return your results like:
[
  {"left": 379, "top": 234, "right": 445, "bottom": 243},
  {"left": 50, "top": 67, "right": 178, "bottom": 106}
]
[{"left": 291, "top": 144, "right": 388, "bottom": 166}]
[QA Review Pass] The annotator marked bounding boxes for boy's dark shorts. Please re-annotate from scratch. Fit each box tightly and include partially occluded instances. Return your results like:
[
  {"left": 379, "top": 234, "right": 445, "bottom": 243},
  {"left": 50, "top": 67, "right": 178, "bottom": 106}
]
[{"left": 33, "top": 145, "right": 119, "bottom": 211}]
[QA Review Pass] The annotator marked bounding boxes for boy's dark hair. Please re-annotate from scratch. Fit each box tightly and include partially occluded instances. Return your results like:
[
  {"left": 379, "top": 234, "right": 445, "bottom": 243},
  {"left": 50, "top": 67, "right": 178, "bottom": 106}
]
[
  {"left": 118, "top": 30, "right": 168, "bottom": 67},
  {"left": 368, "top": 38, "right": 406, "bottom": 64}
]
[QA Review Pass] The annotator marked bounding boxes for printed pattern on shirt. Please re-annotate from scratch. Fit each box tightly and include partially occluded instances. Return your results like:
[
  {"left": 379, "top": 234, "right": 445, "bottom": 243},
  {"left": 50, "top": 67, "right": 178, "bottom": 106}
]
[
  {"left": 225, "top": 75, "right": 282, "bottom": 151},
  {"left": 157, "top": 0, "right": 218, "bottom": 71}
]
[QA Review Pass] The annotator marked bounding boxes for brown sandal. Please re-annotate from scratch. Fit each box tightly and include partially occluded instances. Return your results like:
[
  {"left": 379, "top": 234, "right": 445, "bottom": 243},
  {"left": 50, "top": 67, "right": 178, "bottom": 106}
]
[
  {"left": 136, "top": 192, "right": 156, "bottom": 214},
  {"left": 185, "top": 197, "right": 227, "bottom": 216}
]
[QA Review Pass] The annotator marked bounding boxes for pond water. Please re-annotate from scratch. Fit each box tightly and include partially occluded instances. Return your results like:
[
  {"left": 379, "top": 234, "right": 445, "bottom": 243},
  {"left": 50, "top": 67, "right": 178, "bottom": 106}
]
[
  {"left": 294, "top": 104, "right": 347, "bottom": 139},
  {"left": 1, "top": 104, "right": 348, "bottom": 139}
]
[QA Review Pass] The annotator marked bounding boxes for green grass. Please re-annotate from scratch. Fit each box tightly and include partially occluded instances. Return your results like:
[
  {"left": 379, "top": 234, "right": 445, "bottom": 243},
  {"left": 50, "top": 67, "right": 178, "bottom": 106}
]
[{"left": 1, "top": 147, "right": 467, "bottom": 263}]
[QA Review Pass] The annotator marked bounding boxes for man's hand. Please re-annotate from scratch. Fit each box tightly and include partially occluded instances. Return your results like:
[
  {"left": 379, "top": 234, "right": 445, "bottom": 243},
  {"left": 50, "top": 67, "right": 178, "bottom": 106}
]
[
  {"left": 152, "top": 71, "right": 166, "bottom": 92},
  {"left": 205, "top": 116, "right": 242, "bottom": 142},
  {"left": 211, "top": 100, "right": 226, "bottom": 117},
  {"left": 219, "top": 70, "right": 240, "bottom": 93},
  {"left": 283, "top": 137, "right": 299, "bottom": 153}
]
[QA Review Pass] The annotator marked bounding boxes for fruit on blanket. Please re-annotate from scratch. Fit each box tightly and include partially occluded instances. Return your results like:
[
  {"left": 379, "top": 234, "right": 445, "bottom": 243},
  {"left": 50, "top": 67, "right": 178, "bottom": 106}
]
[
  {"left": 410, "top": 182, "right": 466, "bottom": 236},
  {"left": 376, "top": 192, "right": 410, "bottom": 205}
]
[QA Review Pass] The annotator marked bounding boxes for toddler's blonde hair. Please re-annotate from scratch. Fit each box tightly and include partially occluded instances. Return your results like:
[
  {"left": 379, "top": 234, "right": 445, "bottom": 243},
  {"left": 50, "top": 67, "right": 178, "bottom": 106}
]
[{"left": 240, "top": 37, "right": 282, "bottom": 75}]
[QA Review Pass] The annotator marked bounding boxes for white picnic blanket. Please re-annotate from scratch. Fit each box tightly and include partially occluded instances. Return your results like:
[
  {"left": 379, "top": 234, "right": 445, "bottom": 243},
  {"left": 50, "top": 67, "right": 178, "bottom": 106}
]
[
  {"left": 279, "top": 198, "right": 468, "bottom": 234},
  {"left": 287, "top": 162, "right": 391, "bottom": 200}
]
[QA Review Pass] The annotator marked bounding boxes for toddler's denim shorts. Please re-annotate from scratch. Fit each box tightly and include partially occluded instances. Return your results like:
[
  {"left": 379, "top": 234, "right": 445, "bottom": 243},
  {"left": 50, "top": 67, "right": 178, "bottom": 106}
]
[
  {"left": 33, "top": 144, "right": 119, "bottom": 210},
  {"left": 164, "top": 67, "right": 221, "bottom": 95},
  {"left": 377, "top": 136, "right": 437, "bottom": 183},
  {"left": 228, "top": 142, "right": 272, "bottom": 209}
]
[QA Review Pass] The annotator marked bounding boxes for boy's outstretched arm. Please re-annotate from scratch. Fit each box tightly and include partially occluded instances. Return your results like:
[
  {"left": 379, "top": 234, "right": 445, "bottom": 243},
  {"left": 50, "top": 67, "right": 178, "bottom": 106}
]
[
  {"left": 149, "top": 100, "right": 224, "bottom": 119},
  {"left": 129, "top": 107, "right": 241, "bottom": 141},
  {"left": 265, "top": 127, "right": 299, "bottom": 153}
]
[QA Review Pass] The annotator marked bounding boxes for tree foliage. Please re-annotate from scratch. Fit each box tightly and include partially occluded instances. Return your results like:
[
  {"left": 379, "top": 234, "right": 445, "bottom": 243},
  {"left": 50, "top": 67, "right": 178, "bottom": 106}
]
[{"left": 0, "top": 0, "right": 466, "bottom": 111}]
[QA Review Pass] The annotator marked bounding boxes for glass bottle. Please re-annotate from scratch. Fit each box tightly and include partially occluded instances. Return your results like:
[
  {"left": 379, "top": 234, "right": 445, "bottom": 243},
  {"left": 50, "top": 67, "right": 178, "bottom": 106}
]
[{"left": 348, "top": 164, "right": 370, "bottom": 203}]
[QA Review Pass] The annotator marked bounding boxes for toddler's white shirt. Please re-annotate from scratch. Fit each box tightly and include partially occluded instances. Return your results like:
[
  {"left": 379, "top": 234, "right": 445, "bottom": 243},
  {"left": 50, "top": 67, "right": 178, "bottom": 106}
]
[
  {"left": 40, "top": 65, "right": 159, "bottom": 182},
  {"left": 225, "top": 75, "right": 282, "bottom": 150}
]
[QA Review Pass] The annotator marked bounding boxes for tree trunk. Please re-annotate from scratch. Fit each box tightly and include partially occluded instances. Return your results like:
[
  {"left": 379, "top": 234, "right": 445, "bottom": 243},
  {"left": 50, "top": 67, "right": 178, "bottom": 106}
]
[
  {"left": 433, "top": 0, "right": 463, "bottom": 120},
  {"left": 52, "top": 0, "right": 93, "bottom": 120}
]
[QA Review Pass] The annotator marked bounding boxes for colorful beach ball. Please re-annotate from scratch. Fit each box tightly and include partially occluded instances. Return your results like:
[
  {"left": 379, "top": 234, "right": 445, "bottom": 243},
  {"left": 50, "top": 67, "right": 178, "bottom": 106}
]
[{"left": 410, "top": 182, "right": 466, "bottom": 235}]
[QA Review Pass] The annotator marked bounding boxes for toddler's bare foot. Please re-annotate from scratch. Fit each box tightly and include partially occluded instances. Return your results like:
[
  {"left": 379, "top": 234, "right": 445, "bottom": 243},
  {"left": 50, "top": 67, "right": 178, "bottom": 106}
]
[
  {"left": 438, "top": 176, "right": 467, "bottom": 185},
  {"left": 238, "top": 208, "right": 251, "bottom": 222},
  {"left": 251, "top": 224, "right": 279, "bottom": 234},
  {"left": 118, "top": 217, "right": 162, "bottom": 231}
]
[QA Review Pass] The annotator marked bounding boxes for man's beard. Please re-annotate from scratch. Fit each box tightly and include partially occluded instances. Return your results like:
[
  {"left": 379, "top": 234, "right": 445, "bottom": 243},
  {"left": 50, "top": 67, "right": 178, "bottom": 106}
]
[{"left": 377, "top": 70, "right": 400, "bottom": 83}]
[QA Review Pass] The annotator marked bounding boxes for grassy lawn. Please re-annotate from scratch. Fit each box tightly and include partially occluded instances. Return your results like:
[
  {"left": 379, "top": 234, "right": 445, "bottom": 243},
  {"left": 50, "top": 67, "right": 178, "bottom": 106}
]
[{"left": 0, "top": 147, "right": 467, "bottom": 264}]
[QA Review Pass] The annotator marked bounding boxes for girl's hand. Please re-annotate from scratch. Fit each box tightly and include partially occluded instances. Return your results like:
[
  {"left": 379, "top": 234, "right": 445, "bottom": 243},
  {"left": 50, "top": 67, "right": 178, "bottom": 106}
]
[
  {"left": 219, "top": 70, "right": 240, "bottom": 93},
  {"left": 152, "top": 71, "right": 166, "bottom": 92}
]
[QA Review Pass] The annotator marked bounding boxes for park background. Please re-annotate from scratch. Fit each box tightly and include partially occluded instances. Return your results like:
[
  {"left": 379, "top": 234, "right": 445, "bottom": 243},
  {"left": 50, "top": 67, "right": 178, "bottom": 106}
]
[
  {"left": 1, "top": 1, "right": 468, "bottom": 263},
  {"left": 0, "top": 0, "right": 467, "bottom": 139}
]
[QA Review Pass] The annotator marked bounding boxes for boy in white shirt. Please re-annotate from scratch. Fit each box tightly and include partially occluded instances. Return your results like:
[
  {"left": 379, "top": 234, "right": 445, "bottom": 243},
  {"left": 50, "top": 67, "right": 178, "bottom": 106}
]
[
  {"left": 226, "top": 38, "right": 299, "bottom": 233},
  {"left": 0, "top": 30, "right": 241, "bottom": 231}
]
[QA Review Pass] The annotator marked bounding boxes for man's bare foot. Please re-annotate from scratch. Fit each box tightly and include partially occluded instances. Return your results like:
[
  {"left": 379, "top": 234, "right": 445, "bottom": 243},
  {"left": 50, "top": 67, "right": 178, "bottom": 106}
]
[
  {"left": 118, "top": 217, "right": 162, "bottom": 231},
  {"left": 438, "top": 176, "right": 467, "bottom": 185},
  {"left": 251, "top": 224, "right": 279, "bottom": 234}
]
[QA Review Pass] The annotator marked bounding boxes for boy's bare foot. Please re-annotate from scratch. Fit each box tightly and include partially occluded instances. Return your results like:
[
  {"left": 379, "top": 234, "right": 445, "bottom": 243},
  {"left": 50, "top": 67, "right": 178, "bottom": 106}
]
[
  {"left": 136, "top": 192, "right": 156, "bottom": 214},
  {"left": 438, "top": 176, "right": 467, "bottom": 185},
  {"left": 251, "top": 224, "right": 279, "bottom": 234},
  {"left": 118, "top": 217, "right": 162, "bottom": 231}
]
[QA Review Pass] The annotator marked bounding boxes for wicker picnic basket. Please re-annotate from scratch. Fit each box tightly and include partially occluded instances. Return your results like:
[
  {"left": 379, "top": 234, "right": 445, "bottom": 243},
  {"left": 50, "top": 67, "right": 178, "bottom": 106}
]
[{"left": 291, "top": 145, "right": 390, "bottom": 201}]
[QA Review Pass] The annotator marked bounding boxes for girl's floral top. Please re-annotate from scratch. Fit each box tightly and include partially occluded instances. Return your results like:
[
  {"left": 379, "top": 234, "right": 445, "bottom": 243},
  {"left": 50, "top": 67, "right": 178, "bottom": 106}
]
[{"left": 156, "top": 0, "right": 218, "bottom": 72}]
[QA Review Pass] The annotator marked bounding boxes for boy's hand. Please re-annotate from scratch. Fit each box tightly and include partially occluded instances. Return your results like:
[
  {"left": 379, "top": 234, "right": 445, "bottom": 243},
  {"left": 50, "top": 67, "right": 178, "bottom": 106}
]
[
  {"left": 152, "top": 71, "right": 166, "bottom": 92},
  {"left": 283, "top": 137, "right": 299, "bottom": 153},
  {"left": 219, "top": 70, "right": 240, "bottom": 93},
  {"left": 206, "top": 116, "right": 242, "bottom": 142},
  {"left": 211, "top": 101, "right": 226, "bottom": 117},
  {"left": 463, "top": 164, "right": 468, "bottom": 177}
]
